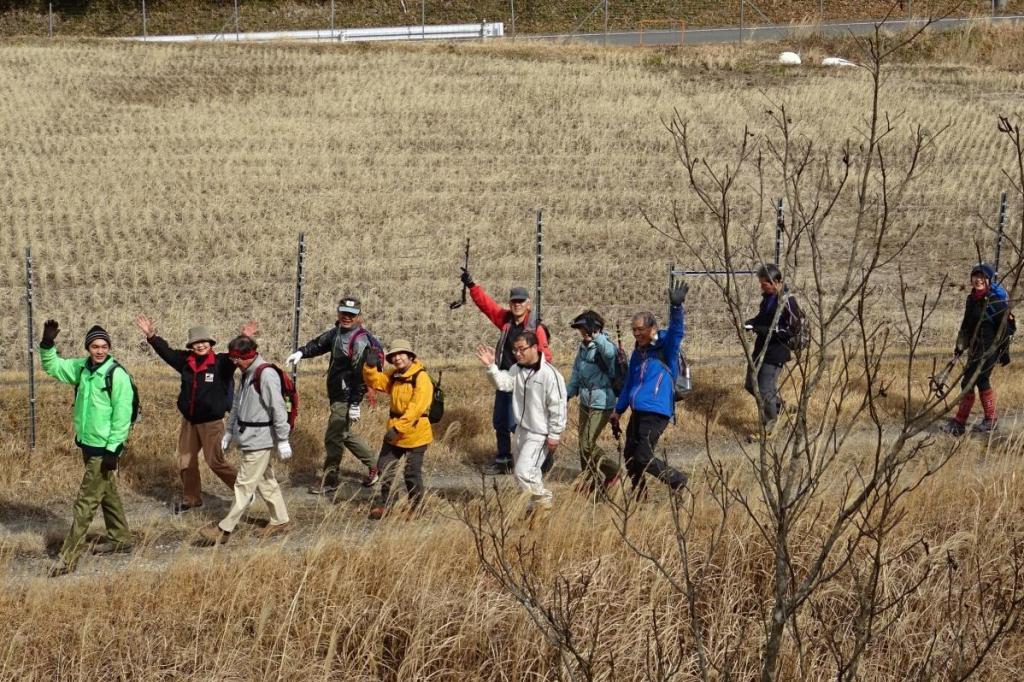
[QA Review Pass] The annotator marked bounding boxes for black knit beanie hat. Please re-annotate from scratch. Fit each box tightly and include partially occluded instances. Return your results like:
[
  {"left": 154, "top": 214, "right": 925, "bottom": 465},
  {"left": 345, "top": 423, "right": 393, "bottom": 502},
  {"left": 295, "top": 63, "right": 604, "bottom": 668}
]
[{"left": 84, "top": 325, "right": 111, "bottom": 349}]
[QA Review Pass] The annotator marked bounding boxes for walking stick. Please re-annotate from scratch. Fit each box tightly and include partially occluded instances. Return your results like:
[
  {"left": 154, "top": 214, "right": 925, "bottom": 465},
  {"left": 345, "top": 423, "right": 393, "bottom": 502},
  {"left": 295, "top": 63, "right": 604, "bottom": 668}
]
[
  {"left": 929, "top": 352, "right": 962, "bottom": 398},
  {"left": 449, "top": 238, "right": 470, "bottom": 309}
]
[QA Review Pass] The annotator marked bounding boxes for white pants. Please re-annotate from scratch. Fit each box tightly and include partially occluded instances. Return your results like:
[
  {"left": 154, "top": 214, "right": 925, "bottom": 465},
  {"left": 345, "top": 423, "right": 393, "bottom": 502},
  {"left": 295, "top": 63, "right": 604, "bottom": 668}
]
[
  {"left": 219, "top": 447, "right": 290, "bottom": 533},
  {"left": 513, "top": 429, "right": 553, "bottom": 509}
]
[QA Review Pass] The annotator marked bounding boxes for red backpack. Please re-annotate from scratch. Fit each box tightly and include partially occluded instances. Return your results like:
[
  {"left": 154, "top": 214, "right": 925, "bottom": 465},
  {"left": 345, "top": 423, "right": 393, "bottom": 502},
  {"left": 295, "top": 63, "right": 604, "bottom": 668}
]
[{"left": 251, "top": 364, "right": 300, "bottom": 430}]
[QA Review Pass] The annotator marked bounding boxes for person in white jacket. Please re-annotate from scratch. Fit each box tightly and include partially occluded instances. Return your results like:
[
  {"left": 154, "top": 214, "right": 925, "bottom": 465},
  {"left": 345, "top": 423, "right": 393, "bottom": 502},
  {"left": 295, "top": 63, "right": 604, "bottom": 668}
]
[{"left": 476, "top": 331, "right": 567, "bottom": 514}]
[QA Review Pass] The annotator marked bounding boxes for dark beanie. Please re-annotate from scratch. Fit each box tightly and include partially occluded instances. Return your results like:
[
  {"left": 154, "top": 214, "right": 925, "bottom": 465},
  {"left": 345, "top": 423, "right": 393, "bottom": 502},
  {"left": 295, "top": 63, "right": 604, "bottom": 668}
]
[{"left": 84, "top": 325, "right": 111, "bottom": 349}]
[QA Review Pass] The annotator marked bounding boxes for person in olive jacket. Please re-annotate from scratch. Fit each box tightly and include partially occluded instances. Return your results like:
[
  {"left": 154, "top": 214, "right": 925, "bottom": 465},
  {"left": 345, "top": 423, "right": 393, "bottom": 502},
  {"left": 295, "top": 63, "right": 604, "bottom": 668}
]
[
  {"left": 39, "top": 320, "right": 135, "bottom": 577},
  {"left": 135, "top": 315, "right": 255, "bottom": 513},
  {"left": 362, "top": 338, "right": 434, "bottom": 520}
]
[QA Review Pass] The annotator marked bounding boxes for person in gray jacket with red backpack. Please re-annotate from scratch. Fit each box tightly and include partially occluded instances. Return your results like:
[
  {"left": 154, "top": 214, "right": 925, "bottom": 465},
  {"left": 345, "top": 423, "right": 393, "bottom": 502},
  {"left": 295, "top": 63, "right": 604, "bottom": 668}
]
[{"left": 199, "top": 335, "right": 292, "bottom": 545}]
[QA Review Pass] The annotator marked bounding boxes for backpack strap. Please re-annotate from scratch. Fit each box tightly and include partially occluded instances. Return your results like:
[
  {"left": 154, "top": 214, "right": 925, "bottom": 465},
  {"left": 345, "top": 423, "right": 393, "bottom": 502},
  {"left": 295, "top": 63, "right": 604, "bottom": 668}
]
[
  {"left": 242, "top": 364, "right": 276, "bottom": 429},
  {"left": 103, "top": 360, "right": 125, "bottom": 394}
]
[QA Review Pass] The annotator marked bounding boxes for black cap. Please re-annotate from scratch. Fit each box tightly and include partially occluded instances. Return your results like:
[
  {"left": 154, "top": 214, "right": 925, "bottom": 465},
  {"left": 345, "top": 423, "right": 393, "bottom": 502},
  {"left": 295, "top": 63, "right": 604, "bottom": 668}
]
[
  {"left": 509, "top": 286, "right": 530, "bottom": 301},
  {"left": 337, "top": 296, "right": 361, "bottom": 315}
]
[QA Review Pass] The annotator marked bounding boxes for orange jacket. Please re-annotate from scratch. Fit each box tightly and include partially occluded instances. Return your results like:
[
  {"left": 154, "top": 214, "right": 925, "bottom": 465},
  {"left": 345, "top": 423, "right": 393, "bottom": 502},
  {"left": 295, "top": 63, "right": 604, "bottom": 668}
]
[{"left": 363, "top": 361, "right": 434, "bottom": 448}]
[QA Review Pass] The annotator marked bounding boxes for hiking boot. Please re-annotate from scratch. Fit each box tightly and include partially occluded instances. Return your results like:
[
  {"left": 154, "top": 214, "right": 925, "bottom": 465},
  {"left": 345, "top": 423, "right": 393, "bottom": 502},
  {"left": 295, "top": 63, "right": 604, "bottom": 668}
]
[
  {"left": 92, "top": 540, "right": 133, "bottom": 555},
  {"left": 256, "top": 521, "right": 292, "bottom": 540},
  {"left": 368, "top": 506, "right": 387, "bottom": 521},
  {"left": 669, "top": 473, "right": 689, "bottom": 493},
  {"left": 481, "top": 460, "right": 513, "bottom": 476},
  {"left": 171, "top": 500, "right": 203, "bottom": 514},
  {"left": 362, "top": 466, "right": 380, "bottom": 487},
  {"left": 573, "top": 478, "right": 596, "bottom": 496},
  {"left": 973, "top": 418, "right": 998, "bottom": 433},
  {"left": 308, "top": 477, "right": 340, "bottom": 495},
  {"left": 47, "top": 560, "right": 75, "bottom": 578},
  {"left": 940, "top": 419, "right": 966, "bottom": 437},
  {"left": 197, "top": 523, "right": 230, "bottom": 546}
]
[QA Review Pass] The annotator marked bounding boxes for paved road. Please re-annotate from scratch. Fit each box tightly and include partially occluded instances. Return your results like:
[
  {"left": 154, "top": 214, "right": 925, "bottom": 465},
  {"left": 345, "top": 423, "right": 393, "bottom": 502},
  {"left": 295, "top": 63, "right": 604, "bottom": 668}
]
[{"left": 528, "top": 13, "right": 1024, "bottom": 47}]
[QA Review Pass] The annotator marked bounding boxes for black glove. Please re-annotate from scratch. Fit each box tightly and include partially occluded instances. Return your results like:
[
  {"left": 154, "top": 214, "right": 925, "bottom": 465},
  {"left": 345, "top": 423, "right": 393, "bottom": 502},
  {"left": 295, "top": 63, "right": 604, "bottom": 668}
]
[
  {"left": 364, "top": 349, "right": 382, "bottom": 369},
  {"left": 385, "top": 427, "right": 399, "bottom": 443},
  {"left": 669, "top": 281, "right": 689, "bottom": 307},
  {"left": 460, "top": 268, "right": 474, "bottom": 288},
  {"left": 611, "top": 421, "right": 623, "bottom": 439},
  {"left": 41, "top": 319, "right": 60, "bottom": 348},
  {"left": 1000, "top": 348, "right": 1011, "bottom": 366},
  {"left": 954, "top": 346, "right": 964, "bottom": 357},
  {"left": 101, "top": 453, "right": 119, "bottom": 473}
]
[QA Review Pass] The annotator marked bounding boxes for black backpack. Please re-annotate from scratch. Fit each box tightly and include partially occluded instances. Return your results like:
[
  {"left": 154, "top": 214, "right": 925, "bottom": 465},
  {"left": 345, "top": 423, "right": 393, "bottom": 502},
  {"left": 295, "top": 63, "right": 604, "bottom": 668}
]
[
  {"left": 781, "top": 294, "right": 810, "bottom": 352},
  {"left": 409, "top": 370, "right": 445, "bottom": 424},
  {"left": 594, "top": 341, "right": 629, "bottom": 395},
  {"left": 99, "top": 361, "right": 142, "bottom": 425}
]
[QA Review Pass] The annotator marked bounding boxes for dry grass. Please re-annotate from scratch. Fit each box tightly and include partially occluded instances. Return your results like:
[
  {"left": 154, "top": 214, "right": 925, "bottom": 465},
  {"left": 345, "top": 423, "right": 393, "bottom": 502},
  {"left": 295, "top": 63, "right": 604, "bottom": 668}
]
[{"left": 2, "top": 26, "right": 1024, "bottom": 679}]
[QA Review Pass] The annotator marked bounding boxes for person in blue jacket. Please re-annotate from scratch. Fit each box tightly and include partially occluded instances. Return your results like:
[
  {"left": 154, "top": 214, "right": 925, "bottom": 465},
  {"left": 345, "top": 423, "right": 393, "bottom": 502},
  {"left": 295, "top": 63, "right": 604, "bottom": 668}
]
[
  {"left": 566, "top": 310, "right": 623, "bottom": 493},
  {"left": 610, "top": 282, "right": 690, "bottom": 496}
]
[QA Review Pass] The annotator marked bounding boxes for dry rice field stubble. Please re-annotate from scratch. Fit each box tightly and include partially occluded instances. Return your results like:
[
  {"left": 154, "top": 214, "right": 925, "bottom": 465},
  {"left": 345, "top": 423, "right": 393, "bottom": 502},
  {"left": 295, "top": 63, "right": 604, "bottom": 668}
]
[{"left": 2, "top": 34, "right": 1024, "bottom": 370}]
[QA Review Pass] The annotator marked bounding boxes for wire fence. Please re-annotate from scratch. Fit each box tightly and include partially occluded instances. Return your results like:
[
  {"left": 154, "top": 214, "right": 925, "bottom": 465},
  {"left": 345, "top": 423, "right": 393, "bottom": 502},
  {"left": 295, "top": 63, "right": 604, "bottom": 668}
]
[{"left": 5, "top": 0, "right": 1022, "bottom": 41}]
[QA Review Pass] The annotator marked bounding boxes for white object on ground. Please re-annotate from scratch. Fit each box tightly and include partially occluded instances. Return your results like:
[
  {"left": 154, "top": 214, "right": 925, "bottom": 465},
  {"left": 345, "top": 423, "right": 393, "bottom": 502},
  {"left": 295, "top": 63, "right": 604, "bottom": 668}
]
[
  {"left": 822, "top": 57, "right": 857, "bottom": 67},
  {"left": 778, "top": 51, "right": 802, "bottom": 66}
]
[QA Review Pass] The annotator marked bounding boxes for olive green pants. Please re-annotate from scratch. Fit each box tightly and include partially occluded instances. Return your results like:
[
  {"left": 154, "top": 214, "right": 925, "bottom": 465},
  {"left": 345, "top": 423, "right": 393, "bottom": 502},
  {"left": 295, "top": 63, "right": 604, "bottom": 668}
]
[
  {"left": 323, "top": 401, "right": 376, "bottom": 479},
  {"left": 578, "top": 405, "right": 621, "bottom": 484},
  {"left": 59, "top": 455, "right": 131, "bottom": 566}
]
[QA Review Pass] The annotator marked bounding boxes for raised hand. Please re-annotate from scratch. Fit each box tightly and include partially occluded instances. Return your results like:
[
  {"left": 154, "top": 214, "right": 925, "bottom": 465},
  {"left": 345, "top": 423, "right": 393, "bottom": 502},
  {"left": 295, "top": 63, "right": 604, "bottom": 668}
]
[
  {"left": 240, "top": 320, "right": 259, "bottom": 338},
  {"left": 475, "top": 344, "right": 496, "bottom": 367},
  {"left": 668, "top": 281, "right": 689, "bottom": 307},
  {"left": 41, "top": 319, "right": 60, "bottom": 348},
  {"left": 134, "top": 314, "right": 156, "bottom": 339},
  {"left": 460, "top": 268, "right": 475, "bottom": 288}
]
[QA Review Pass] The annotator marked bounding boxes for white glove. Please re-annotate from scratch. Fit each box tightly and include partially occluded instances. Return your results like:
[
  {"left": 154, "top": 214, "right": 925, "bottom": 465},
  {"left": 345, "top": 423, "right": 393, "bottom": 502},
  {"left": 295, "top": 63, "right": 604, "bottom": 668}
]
[
  {"left": 277, "top": 442, "right": 292, "bottom": 460},
  {"left": 348, "top": 404, "right": 361, "bottom": 422},
  {"left": 286, "top": 351, "right": 303, "bottom": 369},
  {"left": 221, "top": 432, "right": 232, "bottom": 451}
]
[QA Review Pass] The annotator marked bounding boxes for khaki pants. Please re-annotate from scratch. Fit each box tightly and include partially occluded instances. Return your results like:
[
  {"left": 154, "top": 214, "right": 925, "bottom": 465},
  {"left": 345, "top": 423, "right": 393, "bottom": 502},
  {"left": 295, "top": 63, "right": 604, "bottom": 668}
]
[
  {"left": 323, "top": 401, "right": 376, "bottom": 479},
  {"left": 59, "top": 455, "right": 131, "bottom": 566},
  {"left": 178, "top": 418, "right": 237, "bottom": 506},
  {"left": 577, "top": 405, "right": 620, "bottom": 485},
  {"left": 218, "top": 447, "right": 289, "bottom": 533},
  {"left": 513, "top": 430, "right": 553, "bottom": 510}
]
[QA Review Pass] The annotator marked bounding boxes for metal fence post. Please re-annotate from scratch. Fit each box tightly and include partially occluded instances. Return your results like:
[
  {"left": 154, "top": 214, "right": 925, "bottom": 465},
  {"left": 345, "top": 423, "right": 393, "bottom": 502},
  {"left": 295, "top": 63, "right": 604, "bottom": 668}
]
[
  {"left": 421, "top": 0, "right": 426, "bottom": 39},
  {"left": 510, "top": 0, "right": 516, "bottom": 37},
  {"left": 330, "top": 0, "right": 335, "bottom": 33},
  {"left": 25, "top": 247, "right": 37, "bottom": 451},
  {"left": 141, "top": 0, "right": 147, "bottom": 38},
  {"left": 739, "top": 0, "right": 744, "bottom": 44},
  {"left": 775, "top": 198, "right": 784, "bottom": 265},
  {"left": 535, "top": 209, "right": 544, "bottom": 324},
  {"left": 291, "top": 233, "right": 306, "bottom": 384},
  {"left": 603, "top": 0, "right": 608, "bottom": 46},
  {"left": 48, "top": 3, "right": 53, "bottom": 38},
  {"left": 234, "top": 0, "right": 240, "bottom": 39}
]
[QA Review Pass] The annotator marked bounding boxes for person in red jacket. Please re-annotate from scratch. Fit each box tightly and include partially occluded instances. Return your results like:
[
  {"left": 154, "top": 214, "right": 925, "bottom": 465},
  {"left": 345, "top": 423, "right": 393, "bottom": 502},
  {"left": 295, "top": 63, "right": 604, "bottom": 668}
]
[
  {"left": 135, "top": 315, "right": 256, "bottom": 514},
  {"left": 460, "top": 268, "right": 551, "bottom": 475}
]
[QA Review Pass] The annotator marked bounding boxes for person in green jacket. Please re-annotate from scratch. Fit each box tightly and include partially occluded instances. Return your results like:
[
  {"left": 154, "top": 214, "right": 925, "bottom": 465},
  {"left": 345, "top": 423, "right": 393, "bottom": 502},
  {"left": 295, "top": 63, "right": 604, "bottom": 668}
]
[{"left": 39, "top": 320, "right": 134, "bottom": 577}]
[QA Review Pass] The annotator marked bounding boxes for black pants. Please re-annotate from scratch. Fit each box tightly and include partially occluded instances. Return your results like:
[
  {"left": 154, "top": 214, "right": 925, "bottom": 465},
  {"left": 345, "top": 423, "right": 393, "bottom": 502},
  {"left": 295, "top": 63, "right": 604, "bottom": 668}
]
[
  {"left": 961, "top": 354, "right": 998, "bottom": 392},
  {"left": 623, "top": 411, "right": 687, "bottom": 494},
  {"left": 376, "top": 442, "right": 427, "bottom": 508}
]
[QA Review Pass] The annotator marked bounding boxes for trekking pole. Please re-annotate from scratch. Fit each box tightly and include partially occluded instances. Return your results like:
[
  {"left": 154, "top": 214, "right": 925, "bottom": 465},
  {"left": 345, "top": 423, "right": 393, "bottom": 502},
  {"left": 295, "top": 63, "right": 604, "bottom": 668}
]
[
  {"left": 25, "top": 247, "right": 37, "bottom": 451},
  {"left": 535, "top": 209, "right": 543, "bottom": 324},
  {"left": 994, "top": 191, "right": 1008, "bottom": 281},
  {"left": 928, "top": 351, "right": 961, "bottom": 398},
  {"left": 449, "top": 237, "right": 470, "bottom": 309},
  {"left": 775, "top": 198, "right": 784, "bottom": 265},
  {"left": 291, "top": 233, "right": 305, "bottom": 384}
]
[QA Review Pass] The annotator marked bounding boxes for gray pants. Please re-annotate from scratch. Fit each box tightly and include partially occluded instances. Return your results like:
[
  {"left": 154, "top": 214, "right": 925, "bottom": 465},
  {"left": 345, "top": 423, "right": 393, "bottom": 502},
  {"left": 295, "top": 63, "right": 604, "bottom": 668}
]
[
  {"left": 746, "top": 363, "right": 784, "bottom": 427},
  {"left": 376, "top": 442, "right": 426, "bottom": 508}
]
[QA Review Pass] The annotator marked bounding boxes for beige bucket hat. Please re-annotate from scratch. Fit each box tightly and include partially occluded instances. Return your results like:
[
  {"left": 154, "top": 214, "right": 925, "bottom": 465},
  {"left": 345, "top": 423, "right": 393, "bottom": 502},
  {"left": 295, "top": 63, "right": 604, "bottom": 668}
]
[
  {"left": 186, "top": 325, "right": 216, "bottom": 348},
  {"left": 385, "top": 338, "right": 416, "bottom": 360}
]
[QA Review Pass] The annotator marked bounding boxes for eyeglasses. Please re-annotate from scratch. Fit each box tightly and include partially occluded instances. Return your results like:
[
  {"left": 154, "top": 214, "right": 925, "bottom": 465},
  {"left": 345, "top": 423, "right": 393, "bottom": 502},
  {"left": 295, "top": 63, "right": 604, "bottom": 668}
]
[{"left": 511, "top": 345, "right": 534, "bottom": 354}]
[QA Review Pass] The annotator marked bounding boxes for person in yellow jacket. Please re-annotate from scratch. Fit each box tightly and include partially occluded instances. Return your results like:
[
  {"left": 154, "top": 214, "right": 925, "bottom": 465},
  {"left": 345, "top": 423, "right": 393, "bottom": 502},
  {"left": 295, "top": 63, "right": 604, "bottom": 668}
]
[{"left": 362, "top": 338, "right": 433, "bottom": 520}]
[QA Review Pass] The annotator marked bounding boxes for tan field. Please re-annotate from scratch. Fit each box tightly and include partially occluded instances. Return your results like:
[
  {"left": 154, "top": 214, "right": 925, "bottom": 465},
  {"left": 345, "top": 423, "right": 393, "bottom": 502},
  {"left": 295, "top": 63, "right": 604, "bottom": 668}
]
[{"left": 2, "top": 22, "right": 1024, "bottom": 680}]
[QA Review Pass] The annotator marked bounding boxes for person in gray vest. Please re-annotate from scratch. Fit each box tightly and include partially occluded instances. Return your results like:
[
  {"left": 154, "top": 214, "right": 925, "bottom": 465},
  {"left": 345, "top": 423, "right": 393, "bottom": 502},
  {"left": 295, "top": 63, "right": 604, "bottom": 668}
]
[{"left": 287, "top": 296, "right": 379, "bottom": 494}]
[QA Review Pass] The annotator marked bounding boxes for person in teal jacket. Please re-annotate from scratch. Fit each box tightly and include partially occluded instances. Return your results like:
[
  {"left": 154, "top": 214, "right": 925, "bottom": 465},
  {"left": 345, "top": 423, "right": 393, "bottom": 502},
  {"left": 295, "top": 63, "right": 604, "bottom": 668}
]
[
  {"left": 566, "top": 310, "right": 623, "bottom": 493},
  {"left": 39, "top": 320, "right": 134, "bottom": 577}
]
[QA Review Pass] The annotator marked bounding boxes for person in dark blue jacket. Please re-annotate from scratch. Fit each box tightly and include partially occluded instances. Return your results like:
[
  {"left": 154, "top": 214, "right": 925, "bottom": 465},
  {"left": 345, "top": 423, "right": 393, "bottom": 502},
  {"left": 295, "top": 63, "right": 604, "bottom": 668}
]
[
  {"left": 941, "top": 262, "right": 1011, "bottom": 435},
  {"left": 610, "top": 282, "right": 689, "bottom": 496},
  {"left": 743, "top": 263, "right": 799, "bottom": 441}
]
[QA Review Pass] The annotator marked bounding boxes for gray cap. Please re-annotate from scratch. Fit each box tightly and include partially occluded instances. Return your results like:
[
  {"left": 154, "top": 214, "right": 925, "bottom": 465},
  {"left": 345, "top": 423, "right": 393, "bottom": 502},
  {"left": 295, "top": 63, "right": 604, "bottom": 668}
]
[
  {"left": 337, "top": 296, "right": 361, "bottom": 315},
  {"left": 508, "top": 287, "right": 530, "bottom": 301}
]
